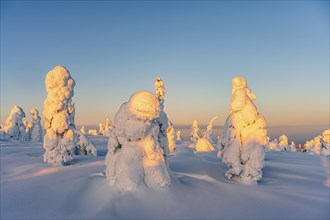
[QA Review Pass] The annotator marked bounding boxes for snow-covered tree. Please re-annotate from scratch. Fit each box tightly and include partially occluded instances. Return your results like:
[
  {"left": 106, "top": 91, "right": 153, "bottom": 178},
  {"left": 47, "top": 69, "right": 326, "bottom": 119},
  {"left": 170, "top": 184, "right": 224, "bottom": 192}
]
[
  {"left": 103, "top": 118, "right": 113, "bottom": 137},
  {"left": 99, "top": 123, "right": 105, "bottom": 135},
  {"left": 176, "top": 130, "right": 182, "bottom": 141},
  {"left": 219, "top": 77, "right": 267, "bottom": 184},
  {"left": 105, "top": 90, "right": 171, "bottom": 191},
  {"left": 279, "top": 135, "right": 289, "bottom": 150},
  {"left": 190, "top": 120, "right": 202, "bottom": 143},
  {"left": 195, "top": 137, "right": 215, "bottom": 152},
  {"left": 154, "top": 77, "right": 170, "bottom": 156},
  {"left": 29, "top": 108, "right": 42, "bottom": 142},
  {"left": 287, "top": 141, "right": 296, "bottom": 152},
  {"left": 43, "top": 66, "right": 96, "bottom": 165},
  {"left": 2, "top": 105, "right": 27, "bottom": 140},
  {"left": 80, "top": 126, "right": 86, "bottom": 134},
  {"left": 205, "top": 116, "right": 218, "bottom": 145},
  {"left": 166, "top": 121, "right": 176, "bottom": 152}
]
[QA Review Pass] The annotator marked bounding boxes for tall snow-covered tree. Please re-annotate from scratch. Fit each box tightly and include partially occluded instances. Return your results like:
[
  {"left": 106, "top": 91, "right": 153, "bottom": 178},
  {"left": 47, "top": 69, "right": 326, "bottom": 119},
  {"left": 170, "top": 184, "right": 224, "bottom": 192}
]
[
  {"left": 29, "top": 108, "right": 42, "bottom": 142},
  {"left": 219, "top": 76, "right": 267, "bottom": 184},
  {"left": 154, "top": 77, "right": 170, "bottom": 156},
  {"left": 105, "top": 90, "right": 171, "bottom": 191},
  {"left": 166, "top": 121, "right": 176, "bottom": 152},
  {"left": 205, "top": 116, "right": 218, "bottom": 144},
  {"left": 43, "top": 66, "right": 96, "bottom": 165},
  {"left": 190, "top": 120, "right": 202, "bottom": 143}
]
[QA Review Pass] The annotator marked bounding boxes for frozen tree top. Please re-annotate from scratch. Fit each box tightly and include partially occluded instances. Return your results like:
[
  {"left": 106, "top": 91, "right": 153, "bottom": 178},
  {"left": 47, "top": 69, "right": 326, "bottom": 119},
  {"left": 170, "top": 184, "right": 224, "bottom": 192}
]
[
  {"left": 6, "top": 105, "right": 26, "bottom": 124},
  {"left": 154, "top": 77, "right": 167, "bottom": 102},
  {"left": 128, "top": 90, "right": 160, "bottom": 120}
]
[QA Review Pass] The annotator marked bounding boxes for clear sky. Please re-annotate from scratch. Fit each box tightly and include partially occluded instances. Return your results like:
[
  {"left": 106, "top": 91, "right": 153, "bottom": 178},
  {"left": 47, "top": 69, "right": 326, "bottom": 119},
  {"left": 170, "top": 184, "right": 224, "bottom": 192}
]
[{"left": 1, "top": 1, "right": 329, "bottom": 129}]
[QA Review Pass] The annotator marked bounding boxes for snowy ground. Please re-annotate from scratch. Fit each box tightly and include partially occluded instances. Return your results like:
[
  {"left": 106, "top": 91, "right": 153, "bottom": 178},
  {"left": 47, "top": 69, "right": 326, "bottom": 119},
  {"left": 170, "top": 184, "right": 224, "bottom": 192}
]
[{"left": 1, "top": 137, "right": 329, "bottom": 219}]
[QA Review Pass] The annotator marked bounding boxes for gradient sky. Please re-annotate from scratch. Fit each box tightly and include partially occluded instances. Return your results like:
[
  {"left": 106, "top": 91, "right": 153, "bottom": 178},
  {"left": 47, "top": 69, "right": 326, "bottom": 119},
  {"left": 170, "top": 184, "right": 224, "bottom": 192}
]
[{"left": 1, "top": 1, "right": 329, "bottom": 129}]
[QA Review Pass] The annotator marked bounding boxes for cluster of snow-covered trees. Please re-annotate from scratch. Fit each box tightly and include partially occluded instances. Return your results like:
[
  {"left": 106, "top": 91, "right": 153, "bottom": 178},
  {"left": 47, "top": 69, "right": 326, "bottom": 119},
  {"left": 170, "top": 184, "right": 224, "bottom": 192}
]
[
  {"left": 2, "top": 68, "right": 329, "bottom": 190},
  {"left": 266, "top": 135, "right": 296, "bottom": 152},
  {"left": 0, "top": 106, "right": 42, "bottom": 142},
  {"left": 304, "top": 129, "right": 329, "bottom": 156}
]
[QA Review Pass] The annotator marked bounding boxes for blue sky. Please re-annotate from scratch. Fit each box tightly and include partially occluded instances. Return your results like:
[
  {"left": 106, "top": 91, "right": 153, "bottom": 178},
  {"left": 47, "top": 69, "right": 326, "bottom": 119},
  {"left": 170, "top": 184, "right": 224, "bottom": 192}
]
[{"left": 1, "top": 1, "right": 329, "bottom": 129}]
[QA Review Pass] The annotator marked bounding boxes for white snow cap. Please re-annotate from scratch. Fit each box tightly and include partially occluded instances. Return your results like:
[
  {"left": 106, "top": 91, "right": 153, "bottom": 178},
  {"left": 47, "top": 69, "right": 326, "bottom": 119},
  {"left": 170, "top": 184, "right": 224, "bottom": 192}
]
[{"left": 128, "top": 90, "right": 160, "bottom": 121}]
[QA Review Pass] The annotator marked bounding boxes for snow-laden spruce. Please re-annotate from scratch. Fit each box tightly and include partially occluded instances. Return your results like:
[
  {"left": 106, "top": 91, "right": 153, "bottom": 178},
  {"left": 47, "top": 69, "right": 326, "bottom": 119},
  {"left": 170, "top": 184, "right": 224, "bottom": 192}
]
[
  {"left": 2, "top": 105, "right": 28, "bottom": 140},
  {"left": 29, "top": 108, "right": 43, "bottom": 142},
  {"left": 98, "top": 118, "right": 113, "bottom": 136},
  {"left": 176, "top": 130, "right": 182, "bottom": 141},
  {"left": 167, "top": 121, "right": 176, "bottom": 152},
  {"left": 80, "top": 126, "right": 86, "bottom": 134},
  {"left": 190, "top": 119, "right": 202, "bottom": 143},
  {"left": 43, "top": 66, "right": 96, "bottom": 165},
  {"left": 219, "top": 77, "right": 267, "bottom": 184},
  {"left": 205, "top": 116, "right": 218, "bottom": 145},
  {"left": 105, "top": 90, "right": 171, "bottom": 191},
  {"left": 154, "top": 77, "right": 172, "bottom": 155}
]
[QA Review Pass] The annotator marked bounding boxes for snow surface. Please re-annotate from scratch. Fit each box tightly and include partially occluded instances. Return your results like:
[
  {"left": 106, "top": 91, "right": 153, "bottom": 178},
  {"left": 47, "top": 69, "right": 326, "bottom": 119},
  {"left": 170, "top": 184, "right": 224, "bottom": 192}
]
[{"left": 1, "top": 137, "right": 329, "bottom": 219}]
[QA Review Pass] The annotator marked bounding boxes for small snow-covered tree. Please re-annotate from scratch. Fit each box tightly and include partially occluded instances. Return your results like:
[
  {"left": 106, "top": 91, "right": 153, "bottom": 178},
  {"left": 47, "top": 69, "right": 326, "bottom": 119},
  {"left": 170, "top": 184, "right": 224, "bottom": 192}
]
[
  {"left": 43, "top": 66, "right": 96, "bottom": 165},
  {"left": 190, "top": 120, "right": 202, "bottom": 143},
  {"left": 195, "top": 137, "right": 215, "bottom": 152},
  {"left": 166, "top": 121, "right": 176, "bottom": 152},
  {"left": 103, "top": 118, "right": 113, "bottom": 137},
  {"left": 305, "top": 129, "right": 330, "bottom": 156},
  {"left": 80, "top": 126, "right": 86, "bottom": 134},
  {"left": 176, "top": 130, "right": 182, "bottom": 141},
  {"left": 29, "top": 108, "right": 42, "bottom": 142},
  {"left": 3, "top": 105, "right": 27, "bottom": 140},
  {"left": 287, "top": 141, "right": 296, "bottom": 152},
  {"left": 105, "top": 90, "right": 171, "bottom": 191},
  {"left": 219, "top": 77, "right": 267, "bottom": 184},
  {"left": 279, "top": 135, "right": 289, "bottom": 150},
  {"left": 205, "top": 116, "right": 218, "bottom": 145},
  {"left": 99, "top": 123, "right": 105, "bottom": 135}
]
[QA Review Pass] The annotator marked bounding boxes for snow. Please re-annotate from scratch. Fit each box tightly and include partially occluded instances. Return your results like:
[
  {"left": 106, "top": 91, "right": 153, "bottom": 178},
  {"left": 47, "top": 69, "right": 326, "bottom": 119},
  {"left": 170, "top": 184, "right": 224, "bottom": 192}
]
[
  {"left": 304, "top": 129, "right": 330, "bottom": 156},
  {"left": 1, "top": 138, "right": 329, "bottom": 219},
  {"left": 190, "top": 119, "right": 202, "bottom": 143},
  {"left": 166, "top": 121, "right": 176, "bottom": 152},
  {"left": 220, "top": 77, "right": 267, "bottom": 184},
  {"left": 105, "top": 90, "right": 170, "bottom": 191}
]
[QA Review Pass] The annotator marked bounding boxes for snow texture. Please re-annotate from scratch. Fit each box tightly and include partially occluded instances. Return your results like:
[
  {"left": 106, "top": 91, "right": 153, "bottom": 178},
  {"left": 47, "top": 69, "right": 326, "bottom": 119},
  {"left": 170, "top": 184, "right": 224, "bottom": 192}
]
[
  {"left": 29, "top": 108, "right": 43, "bottom": 142},
  {"left": 220, "top": 76, "right": 267, "bottom": 184},
  {"left": 2, "top": 105, "right": 28, "bottom": 141},
  {"left": 105, "top": 90, "right": 170, "bottom": 191}
]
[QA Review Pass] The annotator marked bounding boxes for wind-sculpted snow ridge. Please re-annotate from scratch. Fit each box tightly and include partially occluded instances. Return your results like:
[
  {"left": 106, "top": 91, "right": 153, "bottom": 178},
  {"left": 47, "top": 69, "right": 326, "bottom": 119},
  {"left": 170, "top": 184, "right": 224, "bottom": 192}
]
[
  {"left": 43, "top": 66, "right": 96, "bottom": 165},
  {"left": 105, "top": 90, "right": 171, "bottom": 192},
  {"left": 219, "top": 76, "right": 267, "bottom": 184}
]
